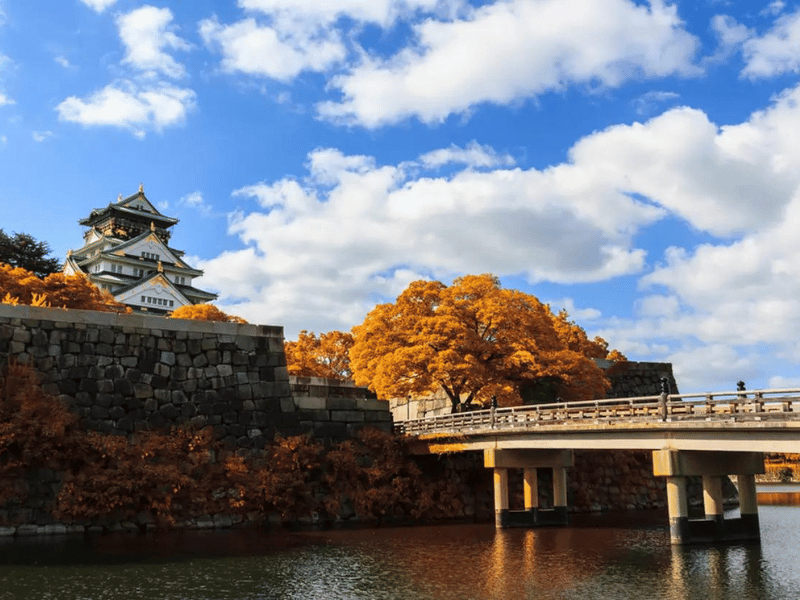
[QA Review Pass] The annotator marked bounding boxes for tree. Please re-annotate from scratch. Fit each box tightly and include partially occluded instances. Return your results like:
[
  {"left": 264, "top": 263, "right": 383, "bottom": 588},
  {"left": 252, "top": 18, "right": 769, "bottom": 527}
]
[
  {"left": 350, "top": 274, "right": 615, "bottom": 412},
  {"left": 0, "top": 230, "right": 61, "bottom": 278},
  {"left": 0, "top": 263, "right": 129, "bottom": 312},
  {"left": 169, "top": 303, "right": 247, "bottom": 323},
  {"left": 285, "top": 330, "right": 354, "bottom": 379}
]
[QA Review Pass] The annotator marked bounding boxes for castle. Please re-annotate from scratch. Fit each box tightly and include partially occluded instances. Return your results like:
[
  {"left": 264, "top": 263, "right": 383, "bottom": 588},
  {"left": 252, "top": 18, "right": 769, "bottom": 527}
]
[{"left": 64, "top": 185, "right": 216, "bottom": 314}]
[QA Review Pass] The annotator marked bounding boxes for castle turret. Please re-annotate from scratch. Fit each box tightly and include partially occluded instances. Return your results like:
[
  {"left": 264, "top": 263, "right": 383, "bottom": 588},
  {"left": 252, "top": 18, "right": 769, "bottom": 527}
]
[{"left": 64, "top": 185, "right": 217, "bottom": 314}]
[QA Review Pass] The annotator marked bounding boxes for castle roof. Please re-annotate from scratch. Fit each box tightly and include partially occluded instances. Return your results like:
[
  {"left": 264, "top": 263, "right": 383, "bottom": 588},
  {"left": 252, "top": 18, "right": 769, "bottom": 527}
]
[{"left": 79, "top": 186, "right": 178, "bottom": 230}]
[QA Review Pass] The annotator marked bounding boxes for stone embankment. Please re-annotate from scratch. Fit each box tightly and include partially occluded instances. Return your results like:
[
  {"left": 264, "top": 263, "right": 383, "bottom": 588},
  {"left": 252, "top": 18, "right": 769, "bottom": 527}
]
[
  {"left": 0, "top": 304, "right": 689, "bottom": 536},
  {"left": 0, "top": 305, "right": 390, "bottom": 448}
]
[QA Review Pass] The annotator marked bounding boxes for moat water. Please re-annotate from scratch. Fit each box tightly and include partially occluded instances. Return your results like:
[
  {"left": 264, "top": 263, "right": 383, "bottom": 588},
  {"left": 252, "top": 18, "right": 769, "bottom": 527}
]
[{"left": 1, "top": 506, "right": 799, "bottom": 600}]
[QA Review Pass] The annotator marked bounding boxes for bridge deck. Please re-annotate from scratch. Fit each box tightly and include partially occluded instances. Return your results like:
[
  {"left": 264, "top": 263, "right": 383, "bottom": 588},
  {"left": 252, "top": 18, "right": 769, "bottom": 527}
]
[{"left": 395, "top": 389, "right": 800, "bottom": 454}]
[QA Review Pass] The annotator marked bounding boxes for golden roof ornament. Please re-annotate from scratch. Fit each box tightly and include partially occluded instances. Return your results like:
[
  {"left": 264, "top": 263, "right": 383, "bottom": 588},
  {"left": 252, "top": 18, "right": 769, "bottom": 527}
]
[
  {"left": 150, "top": 221, "right": 155, "bottom": 232},
  {"left": 117, "top": 193, "right": 122, "bottom": 202},
  {"left": 157, "top": 261, "right": 163, "bottom": 273},
  {"left": 139, "top": 182, "right": 144, "bottom": 193}
]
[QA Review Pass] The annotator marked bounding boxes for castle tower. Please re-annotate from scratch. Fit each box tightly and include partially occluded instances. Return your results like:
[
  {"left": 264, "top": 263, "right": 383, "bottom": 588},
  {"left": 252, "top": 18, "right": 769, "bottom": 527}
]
[{"left": 64, "top": 185, "right": 217, "bottom": 314}]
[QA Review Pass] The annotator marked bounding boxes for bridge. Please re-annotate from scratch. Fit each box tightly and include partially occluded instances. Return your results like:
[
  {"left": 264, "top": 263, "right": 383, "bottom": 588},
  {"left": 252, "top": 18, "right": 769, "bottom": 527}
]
[{"left": 393, "top": 389, "right": 800, "bottom": 545}]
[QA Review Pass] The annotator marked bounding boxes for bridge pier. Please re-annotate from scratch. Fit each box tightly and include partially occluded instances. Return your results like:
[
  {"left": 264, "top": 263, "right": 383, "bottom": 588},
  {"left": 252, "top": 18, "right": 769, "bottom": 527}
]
[
  {"left": 653, "top": 450, "right": 764, "bottom": 545},
  {"left": 485, "top": 449, "right": 573, "bottom": 528}
]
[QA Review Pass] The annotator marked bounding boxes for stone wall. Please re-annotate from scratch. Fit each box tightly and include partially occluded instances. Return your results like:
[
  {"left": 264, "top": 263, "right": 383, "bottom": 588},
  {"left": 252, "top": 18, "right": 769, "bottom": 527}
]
[
  {"left": 604, "top": 361, "right": 680, "bottom": 397},
  {"left": 0, "top": 305, "right": 391, "bottom": 447},
  {"left": 289, "top": 376, "right": 392, "bottom": 439}
]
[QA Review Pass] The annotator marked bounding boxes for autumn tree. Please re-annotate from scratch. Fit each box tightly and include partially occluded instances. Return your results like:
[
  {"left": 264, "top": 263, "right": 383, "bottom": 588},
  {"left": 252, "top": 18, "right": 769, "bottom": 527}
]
[
  {"left": 0, "top": 230, "right": 61, "bottom": 278},
  {"left": 0, "top": 263, "right": 128, "bottom": 312},
  {"left": 170, "top": 303, "right": 247, "bottom": 323},
  {"left": 350, "top": 274, "right": 614, "bottom": 412},
  {"left": 285, "top": 330, "right": 354, "bottom": 379}
]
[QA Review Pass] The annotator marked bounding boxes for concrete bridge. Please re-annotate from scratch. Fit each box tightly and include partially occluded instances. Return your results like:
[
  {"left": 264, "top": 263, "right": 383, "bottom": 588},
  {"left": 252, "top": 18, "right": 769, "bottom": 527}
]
[{"left": 393, "top": 389, "right": 800, "bottom": 544}]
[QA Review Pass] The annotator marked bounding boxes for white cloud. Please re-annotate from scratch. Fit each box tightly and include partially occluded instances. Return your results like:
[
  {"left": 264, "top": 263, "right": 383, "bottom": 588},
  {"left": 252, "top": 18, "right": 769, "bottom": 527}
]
[
  {"left": 199, "top": 141, "right": 663, "bottom": 332},
  {"left": 742, "top": 9, "right": 800, "bottom": 77},
  {"left": 79, "top": 0, "right": 117, "bottom": 12},
  {"left": 565, "top": 95, "right": 800, "bottom": 236},
  {"left": 54, "top": 55, "right": 73, "bottom": 69},
  {"left": 56, "top": 81, "right": 196, "bottom": 137},
  {"left": 762, "top": 1, "right": 786, "bottom": 17},
  {"left": 117, "top": 6, "right": 190, "bottom": 78},
  {"left": 318, "top": 0, "right": 700, "bottom": 127},
  {"left": 768, "top": 375, "right": 800, "bottom": 389},
  {"left": 55, "top": 6, "right": 195, "bottom": 136},
  {"left": 0, "top": 92, "right": 12, "bottom": 107},
  {"left": 195, "top": 79, "right": 800, "bottom": 394},
  {"left": 179, "top": 190, "right": 211, "bottom": 214},
  {"left": 635, "top": 294, "right": 681, "bottom": 318},
  {"left": 544, "top": 298, "right": 603, "bottom": 322},
  {"left": 631, "top": 90, "right": 680, "bottom": 115},
  {"left": 667, "top": 345, "right": 762, "bottom": 393},
  {"left": 238, "top": 0, "right": 459, "bottom": 28},
  {"left": 419, "top": 141, "right": 515, "bottom": 169},
  {"left": 199, "top": 17, "right": 346, "bottom": 81},
  {"left": 704, "top": 15, "right": 751, "bottom": 66},
  {"left": 589, "top": 84, "right": 800, "bottom": 388},
  {"left": 32, "top": 131, "right": 53, "bottom": 142}
]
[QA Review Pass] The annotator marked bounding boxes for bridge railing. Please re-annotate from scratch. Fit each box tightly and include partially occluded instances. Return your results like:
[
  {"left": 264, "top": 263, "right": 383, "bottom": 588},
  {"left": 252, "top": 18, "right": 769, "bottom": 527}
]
[{"left": 393, "top": 388, "right": 800, "bottom": 435}]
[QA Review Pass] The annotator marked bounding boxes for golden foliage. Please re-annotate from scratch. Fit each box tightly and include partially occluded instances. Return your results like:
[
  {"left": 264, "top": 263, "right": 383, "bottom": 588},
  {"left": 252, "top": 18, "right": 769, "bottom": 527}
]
[
  {"left": 0, "top": 263, "right": 128, "bottom": 312},
  {"left": 285, "top": 330, "right": 354, "bottom": 379},
  {"left": 324, "top": 428, "right": 461, "bottom": 521},
  {"left": 0, "top": 363, "right": 82, "bottom": 505},
  {"left": 170, "top": 303, "right": 247, "bottom": 323},
  {"left": 253, "top": 435, "right": 325, "bottom": 519},
  {"left": 350, "top": 274, "right": 612, "bottom": 410},
  {"left": 2, "top": 365, "right": 463, "bottom": 527}
]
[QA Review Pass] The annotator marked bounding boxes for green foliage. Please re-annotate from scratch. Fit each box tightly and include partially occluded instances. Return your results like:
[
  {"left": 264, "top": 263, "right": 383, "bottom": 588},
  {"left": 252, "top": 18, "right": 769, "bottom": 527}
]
[{"left": 0, "top": 230, "right": 61, "bottom": 278}]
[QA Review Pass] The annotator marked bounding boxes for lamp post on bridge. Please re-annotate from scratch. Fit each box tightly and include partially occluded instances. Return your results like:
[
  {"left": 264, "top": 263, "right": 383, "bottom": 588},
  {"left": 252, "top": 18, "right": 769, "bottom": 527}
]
[{"left": 660, "top": 377, "right": 670, "bottom": 421}]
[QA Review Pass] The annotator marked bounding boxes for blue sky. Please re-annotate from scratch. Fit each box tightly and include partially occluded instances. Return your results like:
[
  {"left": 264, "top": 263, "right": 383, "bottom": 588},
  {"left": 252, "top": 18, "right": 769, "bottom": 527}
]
[{"left": 2, "top": 0, "right": 800, "bottom": 393}]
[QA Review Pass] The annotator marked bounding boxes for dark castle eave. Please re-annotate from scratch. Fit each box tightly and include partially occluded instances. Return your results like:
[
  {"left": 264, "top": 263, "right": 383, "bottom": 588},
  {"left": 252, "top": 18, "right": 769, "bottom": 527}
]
[{"left": 79, "top": 204, "right": 178, "bottom": 228}]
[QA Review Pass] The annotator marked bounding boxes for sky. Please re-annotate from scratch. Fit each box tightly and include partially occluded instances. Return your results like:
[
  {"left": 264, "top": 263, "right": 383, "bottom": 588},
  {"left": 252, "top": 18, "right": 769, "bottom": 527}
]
[{"left": 2, "top": 0, "right": 800, "bottom": 394}]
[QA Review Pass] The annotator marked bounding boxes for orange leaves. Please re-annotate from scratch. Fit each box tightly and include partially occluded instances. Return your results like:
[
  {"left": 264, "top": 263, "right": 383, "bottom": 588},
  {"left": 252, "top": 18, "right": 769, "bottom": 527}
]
[
  {"left": 2, "top": 365, "right": 461, "bottom": 527},
  {"left": 323, "top": 428, "right": 456, "bottom": 522},
  {"left": 169, "top": 304, "right": 247, "bottom": 322},
  {"left": 252, "top": 435, "right": 325, "bottom": 519},
  {"left": 0, "top": 263, "right": 129, "bottom": 312},
  {"left": 351, "top": 274, "right": 614, "bottom": 411},
  {"left": 284, "top": 330, "right": 354, "bottom": 379}
]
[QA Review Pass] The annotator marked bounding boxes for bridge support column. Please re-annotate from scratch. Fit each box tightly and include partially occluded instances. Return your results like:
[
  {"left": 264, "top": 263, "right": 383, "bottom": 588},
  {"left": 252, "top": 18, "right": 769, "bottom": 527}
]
[
  {"left": 703, "top": 475, "right": 725, "bottom": 528},
  {"left": 653, "top": 450, "right": 764, "bottom": 545},
  {"left": 523, "top": 468, "right": 539, "bottom": 519},
  {"left": 666, "top": 476, "right": 689, "bottom": 544},
  {"left": 485, "top": 449, "right": 572, "bottom": 528},
  {"left": 493, "top": 468, "right": 509, "bottom": 528},
  {"left": 737, "top": 474, "right": 760, "bottom": 533},
  {"left": 553, "top": 466, "right": 568, "bottom": 522}
]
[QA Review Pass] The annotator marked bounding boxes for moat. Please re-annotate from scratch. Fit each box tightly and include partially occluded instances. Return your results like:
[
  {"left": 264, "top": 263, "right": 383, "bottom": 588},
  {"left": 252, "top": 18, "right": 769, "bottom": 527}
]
[{"left": 1, "top": 505, "right": 799, "bottom": 600}]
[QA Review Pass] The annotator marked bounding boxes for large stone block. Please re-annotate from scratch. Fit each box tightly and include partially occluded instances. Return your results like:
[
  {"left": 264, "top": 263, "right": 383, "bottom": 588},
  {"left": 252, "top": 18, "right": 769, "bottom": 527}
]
[
  {"left": 330, "top": 410, "right": 366, "bottom": 423},
  {"left": 327, "top": 397, "right": 358, "bottom": 410},
  {"left": 296, "top": 397, "right": 326, "bottom": 411},
  {"left": 313, "top": 422, "right": 347, "bottom": 439}
]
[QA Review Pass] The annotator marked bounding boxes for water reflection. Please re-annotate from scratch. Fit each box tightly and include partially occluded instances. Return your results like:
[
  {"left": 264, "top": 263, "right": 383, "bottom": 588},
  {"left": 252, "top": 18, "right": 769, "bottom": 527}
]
[{"left": 0, "top": 507, "right": 798, "bottom": 599}]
